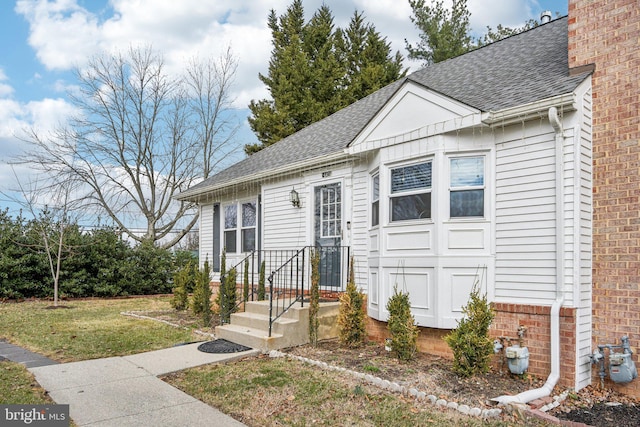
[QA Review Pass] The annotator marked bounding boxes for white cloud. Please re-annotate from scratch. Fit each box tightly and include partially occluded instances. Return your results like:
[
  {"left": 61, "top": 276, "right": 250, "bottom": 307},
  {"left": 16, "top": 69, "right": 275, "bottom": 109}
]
[
  {"left": 13, "top": 0, "right": 557, "bottom": 133},
  {"left": 0, "top": 68, "right": 14, "bottom": 97},
  {"left": 15, "top": 0, "right": 102, "bottom": 70}
]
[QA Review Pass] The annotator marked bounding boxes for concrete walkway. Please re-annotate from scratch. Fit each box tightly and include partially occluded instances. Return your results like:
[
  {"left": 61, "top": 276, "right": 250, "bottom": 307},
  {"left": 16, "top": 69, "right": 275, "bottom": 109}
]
[
  {"left": 16, "top": 342, "right": 259, "bottom": 427},
  {"left": 0, "top": 339, "right": 59, "bottom": 368}
]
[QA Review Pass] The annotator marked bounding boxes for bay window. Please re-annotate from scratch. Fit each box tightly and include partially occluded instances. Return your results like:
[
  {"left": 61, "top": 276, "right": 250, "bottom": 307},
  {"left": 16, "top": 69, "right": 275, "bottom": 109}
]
[
  {"left": 390, "top": 161, "right": 432, "bottom": 221},
  {"left": 449, "top": 156, "right": 485, "bottom": 218},
  {"left": 372, "top": 174, "right": 379, "bottom": 227}
]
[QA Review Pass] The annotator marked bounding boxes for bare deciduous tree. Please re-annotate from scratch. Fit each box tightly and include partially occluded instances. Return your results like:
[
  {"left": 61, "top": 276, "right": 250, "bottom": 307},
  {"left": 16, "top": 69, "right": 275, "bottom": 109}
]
[
  {"left": 8, "top": 170, "right": 81, "bottom": 307},
  {"left": 16, "top": 45, "right": 238, "bottom": 248}
]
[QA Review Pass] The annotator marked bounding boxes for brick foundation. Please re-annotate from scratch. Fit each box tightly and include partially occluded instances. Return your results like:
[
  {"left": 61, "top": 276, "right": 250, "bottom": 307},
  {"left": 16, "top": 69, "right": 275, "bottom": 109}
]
[
  {"left": 367, "top": 317, "right": 452, "bottom": 358},
  {"left": 492, "top": 303, "right": 577, "bottom": 388},
  {"left": 569, "top": 0, "right": 640, "bottom": 398},
  {"left": 366, "top": 302, "right": 578, "bottom": 388}
]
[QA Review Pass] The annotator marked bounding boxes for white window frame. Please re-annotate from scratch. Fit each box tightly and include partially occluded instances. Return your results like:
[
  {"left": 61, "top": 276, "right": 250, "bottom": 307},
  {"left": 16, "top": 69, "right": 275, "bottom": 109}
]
[
  {"left": 223, "top": 204, "right": 237, "bottom": 253},
  {"left": 319, "top": 185, "right": 341, "bottom": 238},
  {"left": 241, "top": 200, "right": 257, "bottom": 252},
  {"left": 223, "top": 199, "right": 258, "bottom": 254},
  {"left": 448, "top": 155, "right": 486, "bottom": 219},
  {"left": 389, "top": 160, "right": 433, "bottom": 222},
  {"left": 371, "top": 173, "right": 380, "bottom": 228}
]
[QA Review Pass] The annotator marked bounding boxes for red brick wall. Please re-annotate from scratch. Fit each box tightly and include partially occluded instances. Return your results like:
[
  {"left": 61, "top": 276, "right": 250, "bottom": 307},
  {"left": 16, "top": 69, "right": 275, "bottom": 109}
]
[
  {"left": 492, "top": 303, "right": 576, "bottom": 387},
  {"left": 367, "top": 317, "right": 451, "bottom": 358},
  {"left": 569, "top": 0, "right": 640, "bottom": 397},
  {"left": 366, "top": 302, "right": 577, "bottom": 387}
]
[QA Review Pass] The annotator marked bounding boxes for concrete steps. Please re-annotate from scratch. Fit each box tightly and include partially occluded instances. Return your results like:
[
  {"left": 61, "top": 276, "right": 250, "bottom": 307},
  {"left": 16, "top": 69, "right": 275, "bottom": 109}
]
[{"left": 215, "top": 300, "right": 340, "bottom": 352}]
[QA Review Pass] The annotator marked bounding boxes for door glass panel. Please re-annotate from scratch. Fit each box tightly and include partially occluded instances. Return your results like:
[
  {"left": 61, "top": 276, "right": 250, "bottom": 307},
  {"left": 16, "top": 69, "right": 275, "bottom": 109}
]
[{"left": 321, "top": 187, "right": 340, "bottom": 238}]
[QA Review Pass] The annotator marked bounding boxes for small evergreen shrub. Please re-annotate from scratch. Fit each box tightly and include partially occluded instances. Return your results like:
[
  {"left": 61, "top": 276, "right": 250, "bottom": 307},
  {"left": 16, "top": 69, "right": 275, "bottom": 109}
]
[
  {"left": 213, "top": 250, "right": 226, "bottom": 316},
  {"left": 444, "top": 276, "right": 495, "bottom": 377},
  {"left": 337, "top": 257, "right": 366, "bottom": 348},
  {"left": 308, "top": 249, "right": 320, "bottom": 347},
  {"left": 243, "top": 259, "right": 249, "bottom": 302},
  {"left": 225, "top": 267, "right": 238, "bottom": 321},
  {"left": 257, "top": 260, "right": 266, "bottom": 301},
  {"left": 386, "top": 285, "right": 419, "bottom": 361},
  {"left": 192, "top": 259, "right": 212, "bottom": 327},
  {"left": 170, "top": 261, "right": 192, "bottom": 311}
]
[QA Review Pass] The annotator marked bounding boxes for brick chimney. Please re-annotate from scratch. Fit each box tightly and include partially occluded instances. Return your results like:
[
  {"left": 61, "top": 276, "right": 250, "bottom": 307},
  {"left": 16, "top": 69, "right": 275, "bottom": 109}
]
[{"left": 568, "top": 0, "right": 640, "bottom": 397}]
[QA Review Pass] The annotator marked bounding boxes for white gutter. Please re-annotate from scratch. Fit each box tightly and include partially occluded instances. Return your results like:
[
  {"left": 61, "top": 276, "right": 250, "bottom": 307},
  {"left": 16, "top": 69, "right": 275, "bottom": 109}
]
[
  {"left": 176, "top": 151, "right": 350, "bottom": 202},
  {"left": 492, "top": 106, "right": 566, "bottom": 405},
  {"left": 483, "top": 93, "right": 575, "bottom": 127}
]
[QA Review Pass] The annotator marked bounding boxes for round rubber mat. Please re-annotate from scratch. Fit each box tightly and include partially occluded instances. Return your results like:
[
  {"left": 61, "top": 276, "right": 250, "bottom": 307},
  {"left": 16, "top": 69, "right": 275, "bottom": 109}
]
[{"left": 197, "top": 339, "right": 252, "bottom": 354}]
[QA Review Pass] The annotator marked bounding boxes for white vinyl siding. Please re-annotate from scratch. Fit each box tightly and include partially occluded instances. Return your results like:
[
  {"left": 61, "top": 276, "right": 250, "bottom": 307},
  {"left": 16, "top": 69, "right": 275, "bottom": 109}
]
[
  {"left": 350, "top": 166, "right": 370, "bottom": 290},
  {"left": 199, "top": 204, "right": 214, "bottom": 270},
  {"left": 576, "top": 84, "right": 593, "bottom": 391},
  {"left": 262, "top": 180, "right": 308, "bottom": 250},
  {"left": 495, "top": 130, "right": 558, "bottom": 302}
]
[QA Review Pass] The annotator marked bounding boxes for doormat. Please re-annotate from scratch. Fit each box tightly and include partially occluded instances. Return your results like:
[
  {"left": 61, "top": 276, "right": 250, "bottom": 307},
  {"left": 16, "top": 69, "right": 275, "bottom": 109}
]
[{"left": 197, "top": 339, "right": 251, "bottom": 354}]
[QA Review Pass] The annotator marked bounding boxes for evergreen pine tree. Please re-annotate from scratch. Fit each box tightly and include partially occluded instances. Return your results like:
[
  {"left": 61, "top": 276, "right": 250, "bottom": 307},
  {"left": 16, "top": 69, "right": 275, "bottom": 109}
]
[
  {"left": 247, "top": 1, "right": 406, "bottom": 154},
  {"left": 339, "top": 11, "right": 405, "bottom": 105}
]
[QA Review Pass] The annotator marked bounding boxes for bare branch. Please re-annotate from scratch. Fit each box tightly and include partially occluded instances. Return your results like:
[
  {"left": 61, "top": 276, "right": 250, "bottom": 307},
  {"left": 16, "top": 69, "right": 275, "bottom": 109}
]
[{"left": 13, "top": 45, "right": 240, "bottom": 248}]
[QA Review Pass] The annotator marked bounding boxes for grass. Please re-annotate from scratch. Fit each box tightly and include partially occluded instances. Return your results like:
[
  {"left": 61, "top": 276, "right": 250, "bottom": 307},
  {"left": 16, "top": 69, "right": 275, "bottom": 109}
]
[
  {"left": 165, "top": 356, "right": 548, "bottom": 427},
  {"left": 0, "top": 361, "right": 53, "bottom": 404},
  {"left": 0, "top": 297, "right": 200, "bottom": 362},
  {"left": 1, "top": 297, "right": 551, "bottom": 426}
]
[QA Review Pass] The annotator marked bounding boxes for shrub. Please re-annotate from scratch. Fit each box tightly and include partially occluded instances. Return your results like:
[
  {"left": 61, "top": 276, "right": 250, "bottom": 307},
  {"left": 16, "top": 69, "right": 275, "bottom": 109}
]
[
  {"left": 225, "top": 267, "right": 238, "bottom": 318},
  {"left": 192, "top": 259, "right": 213, "bottom": 326},
  {"left": 257, "top": 260, "right": 266, "bottom": 301},
  {"left": 213, "top": 250, "right": 226, "bottom": 315},
  {"left": 171, "top": 261, "right": 192, "bottom": 311},
  {"left": 386, "top": 285, "right": 419, "bottom": 361},
  {"left": 444, "top": 275, "right": 494, "bottom": 377},
  {"left": 308, "top": 249, "right": 320, "bottom": 347},
  {"left": 0, "top": 209, "right": 191, "bottom": 299},
  {"left": 243, "top": 259, "right": 249, "bottom": 302},
  {"left": 337, "top": 257, "right": 366, "bottom": 348}
]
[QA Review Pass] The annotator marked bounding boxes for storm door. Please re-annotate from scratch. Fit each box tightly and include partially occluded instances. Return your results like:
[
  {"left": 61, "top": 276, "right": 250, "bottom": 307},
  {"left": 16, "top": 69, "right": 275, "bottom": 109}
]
[{"left": 314, "top": 183, "right": 342, "bottom": 288}]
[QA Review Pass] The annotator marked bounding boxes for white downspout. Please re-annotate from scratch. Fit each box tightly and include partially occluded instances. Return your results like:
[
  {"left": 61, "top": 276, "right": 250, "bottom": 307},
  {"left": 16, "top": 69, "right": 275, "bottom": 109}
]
[{"left": 492, "top": 106, "right": 565, "bottom": 405}]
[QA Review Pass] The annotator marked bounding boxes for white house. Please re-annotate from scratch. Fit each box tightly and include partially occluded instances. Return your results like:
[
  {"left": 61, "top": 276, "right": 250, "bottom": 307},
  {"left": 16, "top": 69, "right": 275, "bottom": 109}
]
[{"left": 177, "top": 17, "right": 593, "bottom": 393}]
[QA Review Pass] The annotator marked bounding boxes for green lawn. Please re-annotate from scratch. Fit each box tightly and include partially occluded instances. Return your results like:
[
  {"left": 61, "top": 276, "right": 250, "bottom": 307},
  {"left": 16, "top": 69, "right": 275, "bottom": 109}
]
[
  {"left": 165, "top": 357, "right": 550, "bottom": 427},
  {"left": 1, "top": 297, "right": 551, "bottom": 426},
  {"left": 0, "top": 361, "right": 53, "bottom": 404},
  {"left": 0, "top": 297, "right": 199, "bottom": 362}
]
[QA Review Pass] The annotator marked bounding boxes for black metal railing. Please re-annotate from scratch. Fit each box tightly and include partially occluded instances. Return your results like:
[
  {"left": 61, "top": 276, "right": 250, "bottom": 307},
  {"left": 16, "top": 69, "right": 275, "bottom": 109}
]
[
  {"left": 219, "top": 250, "right": 263, "bottom": 325},
  {"left": 267, "top": 246, "right": 350, "bottom": 337},
  {"left": 217, "top": 246, "right": 351, "bottom": 334}
]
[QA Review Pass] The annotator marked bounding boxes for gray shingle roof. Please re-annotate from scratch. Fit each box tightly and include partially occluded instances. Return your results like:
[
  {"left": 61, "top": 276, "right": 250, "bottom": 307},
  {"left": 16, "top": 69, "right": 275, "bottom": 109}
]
[{"left": 179, "top": 17, "right": 589, "bottom": 200}]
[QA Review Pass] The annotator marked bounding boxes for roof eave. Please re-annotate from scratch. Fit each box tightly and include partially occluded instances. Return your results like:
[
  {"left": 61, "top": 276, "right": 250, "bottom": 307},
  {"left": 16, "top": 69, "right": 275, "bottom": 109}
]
[
  {"left": 176, "top": 151, "right": 351, "bottom": 203},
  {"left": 482, "top": 93, "right": 576, "bottom": 127}
]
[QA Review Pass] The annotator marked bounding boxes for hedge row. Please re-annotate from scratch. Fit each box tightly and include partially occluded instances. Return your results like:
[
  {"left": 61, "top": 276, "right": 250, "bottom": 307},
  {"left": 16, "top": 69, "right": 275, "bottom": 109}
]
[{"left": 0, "top": 209, "right": 195, "bottom": 299}]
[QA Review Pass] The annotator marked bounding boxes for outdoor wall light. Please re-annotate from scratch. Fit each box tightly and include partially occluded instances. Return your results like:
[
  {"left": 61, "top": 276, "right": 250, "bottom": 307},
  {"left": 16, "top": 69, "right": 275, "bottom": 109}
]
[{"left": 290, "top": 188, "right": 300, "bottom": 208}]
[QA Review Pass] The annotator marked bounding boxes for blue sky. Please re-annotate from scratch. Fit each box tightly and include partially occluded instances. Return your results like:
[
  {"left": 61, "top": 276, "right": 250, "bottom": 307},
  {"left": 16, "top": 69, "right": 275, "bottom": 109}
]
[{"left": 0, "top": 0, "right": 567, "bottom": 220}]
